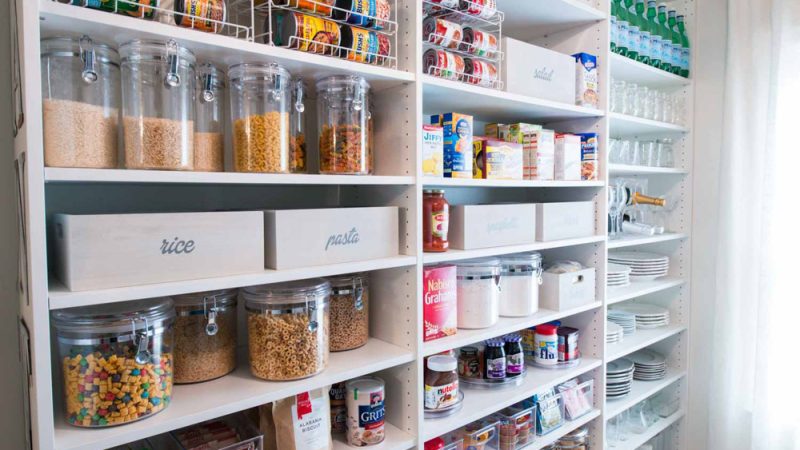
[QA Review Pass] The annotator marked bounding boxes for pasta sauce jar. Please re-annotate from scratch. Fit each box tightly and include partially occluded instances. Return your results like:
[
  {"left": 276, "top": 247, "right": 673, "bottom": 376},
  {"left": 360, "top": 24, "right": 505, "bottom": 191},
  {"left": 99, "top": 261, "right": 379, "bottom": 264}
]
[{"left": 423, "top": 189, "right": 449, "bottom": 252}]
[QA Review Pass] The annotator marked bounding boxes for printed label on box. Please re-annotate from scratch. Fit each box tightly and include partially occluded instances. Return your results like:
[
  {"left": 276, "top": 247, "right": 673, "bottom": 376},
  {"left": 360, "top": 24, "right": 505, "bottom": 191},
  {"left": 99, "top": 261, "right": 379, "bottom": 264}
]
[{"left": 423, "top": 265, "right": 458, "bottom": 342}]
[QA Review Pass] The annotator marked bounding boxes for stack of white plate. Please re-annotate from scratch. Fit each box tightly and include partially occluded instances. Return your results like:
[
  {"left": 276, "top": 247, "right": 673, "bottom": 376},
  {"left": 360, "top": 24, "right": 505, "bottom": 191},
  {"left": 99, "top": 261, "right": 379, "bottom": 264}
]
[
  {"left": 607, "top": 263, "right": 632, "bottom": 287},
  {"left": 606, "top": 358, "right": 635, "bottom": 399},
  {"left": 606, "top": 321, "right": 624, "bottom": 344},
  {"left": 611, "top": 303, "right": 670, "bottom": 329},
  {"left": 608, "top": 251, "right": 670, "bottom": 281},
  {"left": 629, "top": 349, "right": 667, "bottom": 381},
  {"left": 607, "top": 310, "right": 636, "bottom": 335}
]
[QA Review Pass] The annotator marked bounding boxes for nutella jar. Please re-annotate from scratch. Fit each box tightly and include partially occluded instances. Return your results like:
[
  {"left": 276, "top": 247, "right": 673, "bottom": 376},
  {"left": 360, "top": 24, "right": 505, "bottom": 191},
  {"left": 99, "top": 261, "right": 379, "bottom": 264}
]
[{"left": 424, "top": 355, "right": 459, "bottom": 410}]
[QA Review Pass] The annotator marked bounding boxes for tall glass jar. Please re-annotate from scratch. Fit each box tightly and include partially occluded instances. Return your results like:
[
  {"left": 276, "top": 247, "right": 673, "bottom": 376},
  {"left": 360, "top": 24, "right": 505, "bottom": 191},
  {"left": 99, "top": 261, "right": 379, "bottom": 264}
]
[
  {"left": 242, "top": 279, "right": 331, "bottom": 380},
  {"left": 194, "top": 63, "right": 225, "bottom": 172},
  {"left": 326, "top": 273, "right": 369, "bottom": 351},
  {"left": 120, "top": 39, "right": 196, "bottom": 170},
  {"left": 456, "top": 258, "right": 501, "bottom": 329},
  {"left": 172, "top": 289, "right": 237, "bottom": 384},
  {"left": 228, "top": 63, "right": 292, "bottom": 173},
  {"left": 52, "top": 298, "right": 175, "bottom": 428},
  {"left": 41, "top": 36, "right": 120, "bottom": 169},
  {"left": 317, "top": 75, "right": 373, "bottom": 174},
  {"left": 290, "top": 78, "right": 307, "bottom": 173},
  {"left": 499, "top": 253, "right": 543, "bottom": 317}
]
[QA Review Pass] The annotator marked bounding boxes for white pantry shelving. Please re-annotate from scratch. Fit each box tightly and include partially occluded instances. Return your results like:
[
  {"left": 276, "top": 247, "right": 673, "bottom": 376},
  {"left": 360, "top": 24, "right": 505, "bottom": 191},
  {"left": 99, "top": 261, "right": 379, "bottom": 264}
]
[{"left": 12, "top": 0, "right": 697, "bottom": 449}]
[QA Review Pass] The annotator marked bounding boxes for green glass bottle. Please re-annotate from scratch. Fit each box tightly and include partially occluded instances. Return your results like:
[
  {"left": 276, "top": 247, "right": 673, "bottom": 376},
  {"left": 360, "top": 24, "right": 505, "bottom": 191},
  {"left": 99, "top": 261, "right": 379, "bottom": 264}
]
[
  {"left": 668, "top": 9, "right": 681, "bottom": 74},
  {"left": 616, "top": 0, "right": 630, "bottom": 56},
  {"left": 635, "top": 0, "right": 650, "bottom": 65},
  {"left": 610, "top": 0, "right": 618, "bottom": 53},
  {"left": 677, "top": 14, "right": 691, "bottom": 77},
  {"left": 625, "top": 0, "right": 639, "bottom": 60},
  {"left": 657, "top": 4, "right": 673, "bottom": 72},
  {"left": 647, "top": 0, "right": 662, "bottom": 68}
]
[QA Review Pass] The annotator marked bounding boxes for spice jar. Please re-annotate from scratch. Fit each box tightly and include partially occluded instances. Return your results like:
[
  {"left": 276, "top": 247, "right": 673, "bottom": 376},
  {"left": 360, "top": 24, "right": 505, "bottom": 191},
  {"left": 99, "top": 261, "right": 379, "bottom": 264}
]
[
  {"left": 458, "top": 346, "right": 481, "bottom": 379},
  {"left": 326, "top": 272, "right": 369, "bottom": 351},
  {"left": 229, "top": 62, "right": 292, "bottom": 173},
  {"left": 52, "top": 298, "right": 175, "bottom": 428},
  {"left": 456, "top": 258, "right": 500, "bottom": 329},
  {"left": 534, "top": 324, "right": 558, "bottom": 366},
  {"left": 503, "top": 334, "right": 524, "bottom": 377},
  {"left": 425, "top": 355, "right": 459, "bottom": 410},
  {"left": 194, "top": 63, "right": 225, "bottom": 172},
  {"left": 41, "top": 36, "right": 120, "bottom": 169},
  {"left": 120, "top": 39, "right": 195, "bottom": 170},
  {"left": 172, "top": 289, "right": 237, "bottom": 384},
  {"left": 242, "top": 279, "right": 330, "bottom": 380},
  {"left": 174, "top": 0, "right": 227, "bottom": 33},
  {"left": 484, "top": 339, "right": 507, "bottom": 380},
  {"left": 317, "top": 75, "right": 373, "bottom": 174},
  {"left": 499, "top": 253, "right": 542, "bottom": 317},
  {"left": 290, "top": 78, "right": 308, "bottom": 173},
  {"left": 423, "top": 189, "right": 450, "bottom": 252}
]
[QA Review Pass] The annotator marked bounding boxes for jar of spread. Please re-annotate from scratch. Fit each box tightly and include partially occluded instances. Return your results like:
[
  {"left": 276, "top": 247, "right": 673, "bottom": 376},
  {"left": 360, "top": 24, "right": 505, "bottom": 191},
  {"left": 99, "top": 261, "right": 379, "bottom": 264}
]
[
  {"left": 458, "top": 346, "right": 481, "bottom": 379},
  {"left": 423, "top": 189, "right": 449, "bottom": 252},
  {"left": 503, "top": 334, "right": 524, "bottom": 377},
  {"left": 425, "top": 355, "right": 459, "bottom": 410},
  {"left": 484, "top": 339, "right": 507, "bottom": 380},
  {"left": 534, "top": 324, "right": 559, "bottom": 366}
]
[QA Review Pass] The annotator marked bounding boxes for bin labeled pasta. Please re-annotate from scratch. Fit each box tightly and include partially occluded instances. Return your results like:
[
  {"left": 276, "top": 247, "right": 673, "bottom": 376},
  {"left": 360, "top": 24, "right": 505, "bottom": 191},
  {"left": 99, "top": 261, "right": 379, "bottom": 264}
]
[{"left": 317, "top": 75, "right": 373, "bottom": 174}]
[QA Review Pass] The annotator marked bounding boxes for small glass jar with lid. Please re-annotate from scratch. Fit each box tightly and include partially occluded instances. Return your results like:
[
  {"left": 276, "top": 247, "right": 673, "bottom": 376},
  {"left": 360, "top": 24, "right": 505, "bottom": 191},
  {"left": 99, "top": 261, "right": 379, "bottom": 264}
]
[
  {"left": 228, "top": 62, "right": 292, "bottom": 173},
  {"left": 194, "top": 63, "right": 225, "bottom": 172},
  {"left": 290, "top": 77, "right": 308, "bottom": 173},
  {"left": 242, "top": 279, "right": 331, "bottom": 381},
  {"left": 555, "top": 426, "right": 589, "bottom": 449},
  {"left": 326, "top": 272, "right": 369, "bottom": 351},
  {"left": 41, "top": 36, "right": 120, "bottom": 169},
  {"left": 120, "top": 39, "right": 196, "bottom": 170},
  {"left": 172, "top": 289, "right": 237, "bottom": 384},
  {"left": 317, "top": 75, "right": 373, "bottom": 174},
  {"left": 52, "top": 298, "right": 175, "bottom": 428},
  {"left": 456, "top": 258, "right": 501, "bottom": 329},
  {"left": 423, "top": 189, "right": 450, "bottom": 252},
  {"left": 499, "top": 253, "right": 543, "bottom": 317}
]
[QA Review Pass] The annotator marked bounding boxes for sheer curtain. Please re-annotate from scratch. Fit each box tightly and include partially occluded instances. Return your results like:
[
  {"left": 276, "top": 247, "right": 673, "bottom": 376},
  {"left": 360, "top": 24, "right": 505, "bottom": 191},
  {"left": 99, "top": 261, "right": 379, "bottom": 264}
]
[{"left": 709, "top": 0, "right": 800, "bottom": 448}]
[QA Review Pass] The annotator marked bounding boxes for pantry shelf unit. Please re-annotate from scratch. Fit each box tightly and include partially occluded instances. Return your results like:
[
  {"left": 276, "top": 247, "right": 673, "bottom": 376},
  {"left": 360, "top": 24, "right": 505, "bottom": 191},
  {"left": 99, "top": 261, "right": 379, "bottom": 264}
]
[
  {"left": 609, "top": 112, "right": 689, "bottom": 136},
  {"left": 612, "top": 409, "right": 686, "bottom": 450},
  {"left": 44, "top": 168, "right": 417, "bottom": 186},
  {"left": 422, "top": 178, "right": 606, "bottom": 188},
  {"left": 607, "top": 277, "right": 685, "bottom": 305},
  {"left": 48, "top": 256, "right": 417, "bottom": 309},
  {"left": 607, "top": 233, "right": 688, "bottom": 249},
  {"left": 605, "top": 370, "right": 686, "bottom": 419},
  {"left": 422, "top": 301, "right": 603, "bottom": 358},
  {"left": 608, "top": 164, "right": 689, "bottom": 176},
  {"left": 332, "top": 424, "right": 416, "bottom": 450},
  {"left": 422, "top": 235, "right": 607, "bottom": 264},
  {"left": 422, "top": 358, "right": 603, "bottom": 441},
  {"left": 496, "top": 0, "right": 606, "bottom": 41},
  {"left": 53, "top": 339, "right": 415, "bottom": 450},
  {"left": 606, "top": 325, "right": 686, "bottom": 361},
  {"left": 609, "top": 54, "right": 692, "bottom": 88}
]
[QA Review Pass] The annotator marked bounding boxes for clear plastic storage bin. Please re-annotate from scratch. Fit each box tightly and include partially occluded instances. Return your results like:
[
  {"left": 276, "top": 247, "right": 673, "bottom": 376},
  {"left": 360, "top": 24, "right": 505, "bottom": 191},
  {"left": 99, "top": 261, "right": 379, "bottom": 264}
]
[
  {"left": 492, "top": 404, "right": 536, "bottom": 450},
  {"left": 558, "top": 379, "right": 594, "bottom": 421},
  {"left": 317, "top": 75, "right": 373, "bottom": 174},
  {"left": 194, "top": 63, "right": 225, "bottom": 172},
  {"left": 327, "top": 272, "right": 369, "bottom": 351}
]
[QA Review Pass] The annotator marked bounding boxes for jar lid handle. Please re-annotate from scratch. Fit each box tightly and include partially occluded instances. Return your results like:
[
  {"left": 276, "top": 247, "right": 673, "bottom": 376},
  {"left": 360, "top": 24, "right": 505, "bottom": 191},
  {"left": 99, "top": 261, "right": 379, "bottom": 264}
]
[
  {"left": 164, "top": 40, "right": 182, "bottom": 88},
  {"left": 131, "top": 317, "right": 151, "bottom": 365},
  {"left": 201, "top": 65, "right": 216, "bottom": 103},
  {"left": 353, "top": 278, "right": 364, "bottom": 311},
  {"left": 306, "top": 295, "right": 318, "bottom": 332},
  {"left": 79, "top": 35, "right": 98, "bottom": 84},
  {"left": 203, "top": 295, "right": 219, "bottom": 336},
  {"left": 293, "top": 79, "right": 305, "bottom": 113}
]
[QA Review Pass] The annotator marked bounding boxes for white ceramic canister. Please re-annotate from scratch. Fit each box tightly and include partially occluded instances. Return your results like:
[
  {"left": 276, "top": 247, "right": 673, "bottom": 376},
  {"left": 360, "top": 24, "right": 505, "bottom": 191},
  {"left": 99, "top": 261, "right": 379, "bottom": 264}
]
[
  {"left": 456, "top": 258, "right": 501, "bottom": 329},
  {"left": 499, "top": 252, "right": 543, "bottom": 317},
  {"left": 346, "top": 376, "right": 386, "bottom": 446}
]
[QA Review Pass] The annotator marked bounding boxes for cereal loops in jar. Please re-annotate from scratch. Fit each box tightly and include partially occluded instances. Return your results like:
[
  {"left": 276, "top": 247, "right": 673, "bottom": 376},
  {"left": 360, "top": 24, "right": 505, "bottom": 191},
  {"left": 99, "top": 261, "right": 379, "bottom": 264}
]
[{"left": 326, "top": 272, "right": 369, "bottom": 352}]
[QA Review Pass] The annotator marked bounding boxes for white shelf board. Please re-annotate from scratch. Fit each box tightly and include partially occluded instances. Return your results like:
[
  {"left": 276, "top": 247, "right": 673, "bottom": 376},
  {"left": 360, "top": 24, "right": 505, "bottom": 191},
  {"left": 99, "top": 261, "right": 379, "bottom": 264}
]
[
  {"left": 423, "top": 178, "right": 605, "bottom": 188},
  {"left": 422, "top": 358, "right": 603, "bottom": 441},
  {"left": 423, "top": 301, "right": 603, "bottom": 357},
  {"left": 44, "top": 168, "right": 415, "bottom": 186},
  {"left": 49, "top": 256, "right": 417, "bottom": 309},
  {"left": 524, "top": 409, "right": 602, "bottom": 450},
  {"left": 609, "top": 112, "right": 689, "bottom": 136},
  {"left": 608, "top": 277, "right": 685, "bottom": 305},
  {"left": 38, "top": 2, "right": 414, "bottom": 90},
  {"left": 423, "top": 235, "right": 606, "bottom": 265},
  {"left": 496, "top": 0, "right": 606, "bottom": 41},
  {"left": 607, "top": 233, "right": 687, "bottom": 249},
  {"left": 53, "top": 338, "right": 415, "bottom": 450},
  {"left": 605, "top": 370, "right": 686, "bottom": 419},
  {"left": 611, "top": 409, "right": 686, "bottom": 450},
  {"left": 332, "top": 423, "right": 416, "bottom": 450},
  {"left": 609, "top": 164, "right": 689, "bottom": 176},
  {"left": 606, "top": 324, "right": 686, "bottom": 361},
  {"left": 422, "top": 75, "right": 604, "bottom": 122},
  {"left": 609, "top": 53, "right": 692, "bottom": 88}
]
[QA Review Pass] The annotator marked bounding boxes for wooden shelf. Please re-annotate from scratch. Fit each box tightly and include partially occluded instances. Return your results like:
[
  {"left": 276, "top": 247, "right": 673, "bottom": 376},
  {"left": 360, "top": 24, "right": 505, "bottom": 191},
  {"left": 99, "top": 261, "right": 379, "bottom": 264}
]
[
  {"left": 609, "top": 112, "right": 689, "bottom": 136},
  {"left": 423, "top": 178, "right": 605, "bottom": 188},
  {"left": 608, "top": 277, "right": 685, "bottom": 305},
  {"left": 607, "top": 325, "right": 686, "bottom": 361},
  {"left": 610, "top": 53, "right": 692, "bottom": 88},
  {"left": 423, "top": 236, "right": 606, "bottom": 264},
  {"left": 606, "top": 370, "right": 686, "bottom": 419},
  {"left": 497, "top": 0, "right": 606, "bottom": 41},
  {"left": 609, "top": 164, "right": 689, "bottom": 176},
  {"left": 608, "top": 233, "right": 688, "bottom": 249},
  {"left": 611, "top": 409, "right": 686, "bottom": 450}
]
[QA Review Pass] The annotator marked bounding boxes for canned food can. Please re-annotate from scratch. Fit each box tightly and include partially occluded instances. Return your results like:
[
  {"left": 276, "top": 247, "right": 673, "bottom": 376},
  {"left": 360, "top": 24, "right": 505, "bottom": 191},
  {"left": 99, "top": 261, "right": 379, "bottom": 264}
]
[
  {"left": 429, "top": 0, "right": 459, "bottom": 8},
  {"left": 341, "top": 25, "right": 378, "bottom": 63},
  {"left": 461, "top": 27, "right": 498, "bottom": 57},
  {"left": 272, "top": 0, "right": 336, "bottom": 16},
  {"left": 423, "top": 17, "right": 463, "bottom": 49},
  {"left": 269, "top": 10, "right": 342, "bottom": 55},
  {"left": 73, "top": 0, "right": 159, "bottom": 19},
  {"left": 333, "top": 0, "right": 377, "bottom": 28},
  {"left": 174, "top": 0, "right": 227, "bottom": 33},
  {"left": 464, "top": 58, "right": 498, "bottom": 87},
  {"left": 346, "top": 377, "right": 386, "bottom": 446},
  {"left": 373, "top": 32, "right": 392, "bottom": 65},
  {"left": 459, "top": 0, "right": 497, "bottom": 19},
  {"left": 423, "top": 48, "right": 459, "bottom": 81},
  {"left": 373, "top": 0, "right": 391, "bottom": 30}
]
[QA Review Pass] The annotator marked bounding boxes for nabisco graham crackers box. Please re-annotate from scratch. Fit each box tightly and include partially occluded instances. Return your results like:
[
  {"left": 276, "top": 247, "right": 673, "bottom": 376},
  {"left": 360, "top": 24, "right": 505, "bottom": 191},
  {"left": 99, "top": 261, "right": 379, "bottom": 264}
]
[{"left": 423, "top": 265, "right": 457, "bottom": 342}]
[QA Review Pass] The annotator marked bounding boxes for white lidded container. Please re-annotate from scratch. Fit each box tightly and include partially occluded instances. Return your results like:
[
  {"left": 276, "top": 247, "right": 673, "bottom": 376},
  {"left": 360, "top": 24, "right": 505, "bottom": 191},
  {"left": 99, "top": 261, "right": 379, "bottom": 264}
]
[
  {"left": 499, "top": 253, "right": 543, "bottom": 317},
  {"left": 346, "top": 376, "right": 386, "bottom": 446},
  {"left": 456, "top": 258, "right": 501, "bottom": 329}
]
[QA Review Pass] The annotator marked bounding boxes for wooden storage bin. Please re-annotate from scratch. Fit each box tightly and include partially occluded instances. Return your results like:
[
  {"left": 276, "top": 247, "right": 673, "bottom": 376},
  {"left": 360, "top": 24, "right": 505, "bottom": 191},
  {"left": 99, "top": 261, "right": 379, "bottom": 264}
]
[{"left": 449, "top": 203, "right": 537, "bottom": 250}]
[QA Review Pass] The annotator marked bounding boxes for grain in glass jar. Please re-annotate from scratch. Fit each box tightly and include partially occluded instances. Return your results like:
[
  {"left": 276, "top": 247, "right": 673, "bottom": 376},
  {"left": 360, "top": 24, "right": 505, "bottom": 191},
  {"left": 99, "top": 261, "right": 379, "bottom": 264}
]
[
  {"left": 120, "top": 39, "right": 195, "bottom": 170},
  {"left": 290, "top": 78, "right": 308, "bottom": 173},
  {"left": 229, "top": 63, "right": 292, "bottom": 173},
  {"left": 456, "top": 258, "right": 500, "bottom": 329},
  {"left": 242, "top": 279, "right": 330, "bottom": 380},
  {"left": 317, "top": 75, "right": 373, "bottom": 174},
  {"left": 52, "top": 298, "right": 175, "bottom": 428},
  {"left": 172, "top": 289, "right": 237, "bottom": 384},
  {"left": 326, "top": 272, "right": 369, "bottom": 351},
  {"left": 499, "top": 253, "right": 542, "bottom": 317},
  {"left": 194, "top": 63, "right": 225, "bottom": 172},
  {"left": 41, "top": 36, "right": 120, "bottom": 169}
]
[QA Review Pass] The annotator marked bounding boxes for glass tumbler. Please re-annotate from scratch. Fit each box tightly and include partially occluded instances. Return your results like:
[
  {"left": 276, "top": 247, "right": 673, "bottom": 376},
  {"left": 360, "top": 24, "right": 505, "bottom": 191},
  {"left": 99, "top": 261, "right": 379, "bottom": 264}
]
[
  {"left": 612, "top": 79, "right": 627, "bottom": 113},
  {"left": 660, "top": 91, "right": 672, "bottom": 123},
  {"left": 646, "top": 89, "right": 659, "bottom": 120},
  {"left": 624, "top": 82, "right": 638, "bottom": 116},
  {"left": 636, "top": 86, "right": 649, "bottom": 118}
]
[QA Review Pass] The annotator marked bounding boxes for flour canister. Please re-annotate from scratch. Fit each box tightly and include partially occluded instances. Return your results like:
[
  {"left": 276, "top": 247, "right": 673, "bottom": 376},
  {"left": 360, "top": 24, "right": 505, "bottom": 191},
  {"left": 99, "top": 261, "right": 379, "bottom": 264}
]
[{"left": 346, "top": 376, "right": 386, "bottom": 446}]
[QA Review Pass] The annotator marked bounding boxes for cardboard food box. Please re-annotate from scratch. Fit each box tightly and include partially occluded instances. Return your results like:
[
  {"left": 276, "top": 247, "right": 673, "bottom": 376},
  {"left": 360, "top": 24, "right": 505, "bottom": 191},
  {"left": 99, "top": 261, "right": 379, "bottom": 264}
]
[
  {"left": 431, "top": 113, "right": 473, "bottom": 178},
  {"left": 555, "top": 133, "right": 582, "bottom": 181},
  {"left": 423, "top": 264, "right": 458, "bottom": 342},
  {"left": 535, "top": 202, "right": 595, "bottom": 241},
  {"left": 53, "top": 211, "right": 264, "bottom": 291},
  {"left": 422, "top": 124, "right": 444, "bottom": 177},
  {"left": 473, "top": 138, "right": 523, "bottom": 180},
  {"left": 497, "top": 123, "right": 559, "bottom": 180},
  {"left": 577, "top": 132, "right": 599, "bottom": 181},
  {"left": 449, "top": 203, "right": 537, "bottom": 249},
  {"left": 501, "top": 37, "right": 576, "bottom": 104},
  {"left": 573, "top": 52, "right": 599, "bottom": 108},
  {"left": 264, "top": 206, "right": 399, "bottom": 270}
]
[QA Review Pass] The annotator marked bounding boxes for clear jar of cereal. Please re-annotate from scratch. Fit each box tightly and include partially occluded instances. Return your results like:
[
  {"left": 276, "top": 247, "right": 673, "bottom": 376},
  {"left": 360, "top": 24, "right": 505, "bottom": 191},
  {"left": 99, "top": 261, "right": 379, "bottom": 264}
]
[
  {"left": 172, "top": 289, "right": 237, "bottom": 384},
  {"left": 228, "top": 62, "right": 292, "bottom": 173},
  {"left": 316, "top": 75, "right": 373, "bottom": 174},
  {"left": 194, "top": 63, "right": 226, "bottom": 172},
  {"left": 326, "top": 273, "right": 369, "bottom": 352},
  {"left": 243, "top": 279, "right": 331, "bottom": 381},
  {"left": 52, "top": 298, "right": 175, "bottom": 428}
]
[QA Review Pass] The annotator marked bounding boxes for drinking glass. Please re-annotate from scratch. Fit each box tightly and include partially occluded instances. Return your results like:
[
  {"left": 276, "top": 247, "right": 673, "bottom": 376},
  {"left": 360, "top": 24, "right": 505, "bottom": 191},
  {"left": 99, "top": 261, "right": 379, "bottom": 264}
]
[
  {"left": 636, "top": 85, "right": 649, "bottom": 118},
  {"left": 660, "top": 91, "right": 672, "bottom": 123},
  {"left": 647, "top": 89, "right": 660, "bottom": 120},
  {"left": 624, "top": 82, "right": 638, "bottom": 116},
  {"left": 612, "top": 79, "right": 627, "bottom": 113},
  {"left": 608, "top": 185, "right": 621, "bottom": 239},
  {"left": 630, "top": 140, "right": 643, "bottom": 166},
  {"left": 627, "top": 402, "right": 650, "bottom": 434},
  {"left": 672, "top": 94, "right": 686, "bottom": 125},
  {"left": 609, "top": 138, "right": 622, "bottom": 163},
  {"left": 619, "top": 139, "right": 633, "bottom": 164},
  {"left": 656, "top": 138, "right": 674, "bottom": 167},
  {"left": 643, "top": 140, "right": 657, "bottom": 166}
]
